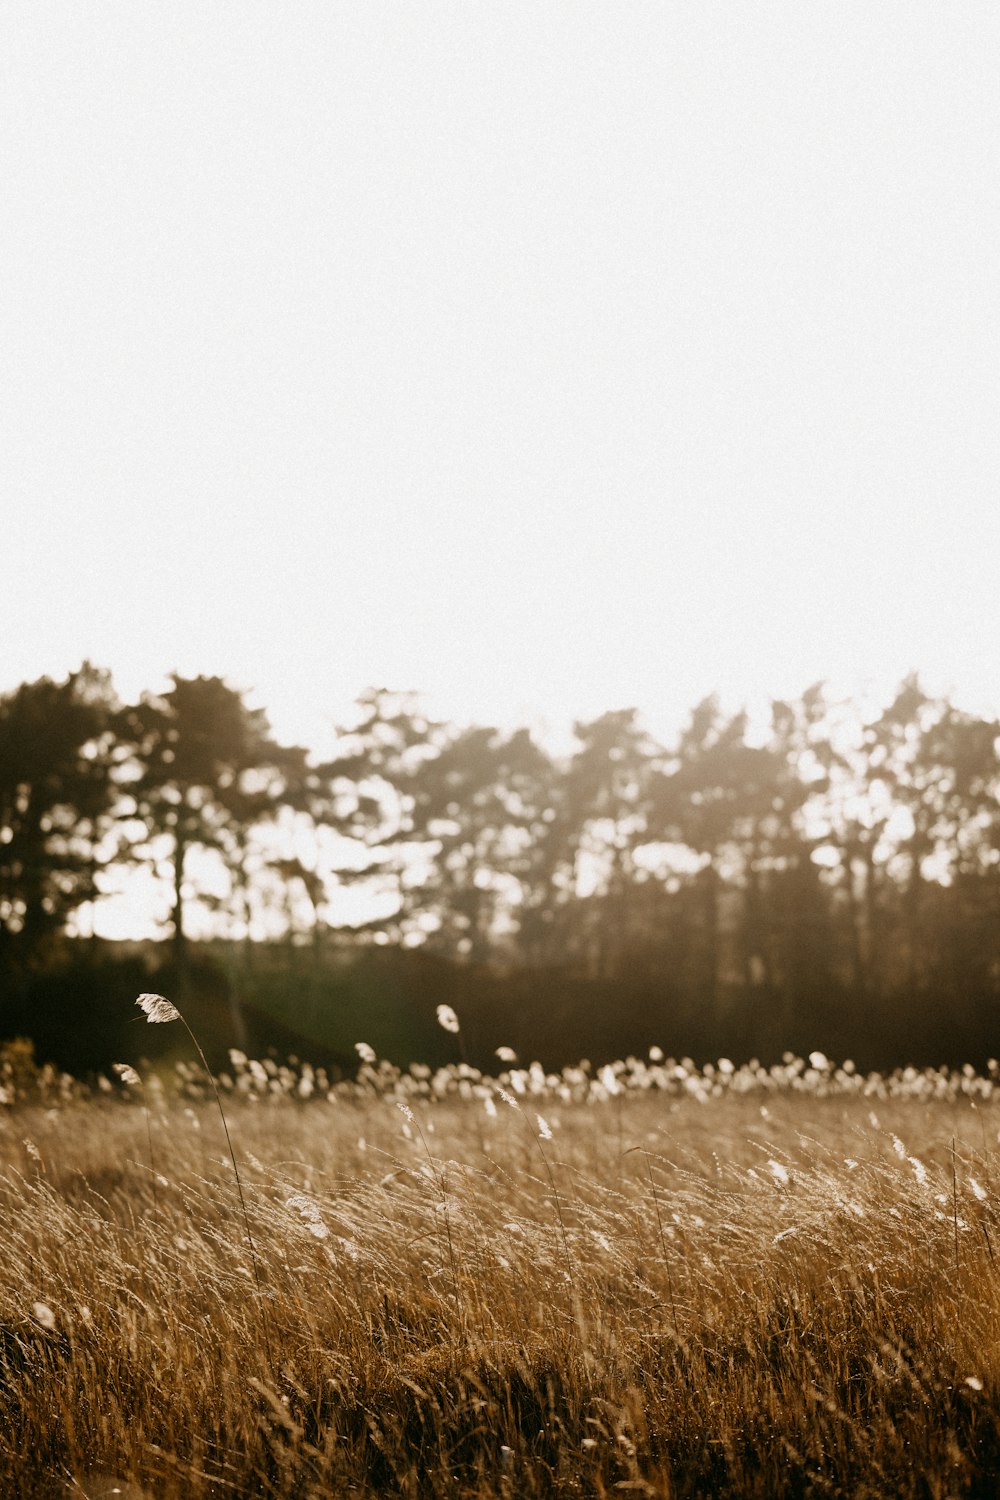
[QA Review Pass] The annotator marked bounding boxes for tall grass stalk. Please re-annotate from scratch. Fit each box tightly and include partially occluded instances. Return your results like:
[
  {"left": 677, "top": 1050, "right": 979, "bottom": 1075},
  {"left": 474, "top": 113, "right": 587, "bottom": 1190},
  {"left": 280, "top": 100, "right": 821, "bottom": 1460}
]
[
  {"left": 496, "top": 1086, "right": 576, "bottom": 1298},
  {"left": 952, "top": 1135, "right": 961, "bottom": 1276},
  {"left": 114, "top": 1063, "right": 157, "bottom": 1211},
  {"left": 396, "top": 1099, "right": 466, "bottom": 1340},
  {"left": 626, "top": 1146, "right": 680, "bottom": 1339},
  {"left": 134, "top": 993, "right": 273, "bottom": 1372}
]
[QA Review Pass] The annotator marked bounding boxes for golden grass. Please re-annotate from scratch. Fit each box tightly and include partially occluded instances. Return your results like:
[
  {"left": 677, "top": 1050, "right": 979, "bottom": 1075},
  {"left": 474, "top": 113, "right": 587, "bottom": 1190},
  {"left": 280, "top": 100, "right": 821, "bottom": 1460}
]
[{"left": 3, "top": 1071, "right": 1000, "bottom": 1497}]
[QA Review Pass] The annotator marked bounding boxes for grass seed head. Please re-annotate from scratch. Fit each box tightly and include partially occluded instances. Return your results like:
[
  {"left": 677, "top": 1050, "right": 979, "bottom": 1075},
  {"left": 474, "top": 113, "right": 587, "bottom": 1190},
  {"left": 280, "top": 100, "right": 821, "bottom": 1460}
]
[
  {"left": 32, "top": 1301, "right": 56, "bottom": 1330},
  {"left": 135, "top": 993, "right": 180, "bottom": 1025}
]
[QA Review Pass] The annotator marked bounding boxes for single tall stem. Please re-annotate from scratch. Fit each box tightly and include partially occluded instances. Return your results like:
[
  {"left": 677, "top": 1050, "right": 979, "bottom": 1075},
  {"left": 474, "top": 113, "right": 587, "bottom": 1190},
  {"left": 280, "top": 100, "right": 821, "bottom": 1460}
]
[{"left": 182, "top": 1017, "right": 274, "bottom": 1374}]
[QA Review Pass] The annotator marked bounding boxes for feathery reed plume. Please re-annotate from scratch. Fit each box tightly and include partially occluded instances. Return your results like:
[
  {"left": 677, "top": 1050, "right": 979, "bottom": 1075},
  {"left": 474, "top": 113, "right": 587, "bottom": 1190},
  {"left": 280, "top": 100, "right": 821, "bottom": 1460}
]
[
  {"left": 134, "top": 993, "right": 272, "bottom": 1371},
  {"left": 135, "top": 993, "right": 180, "bottom": 1025}
]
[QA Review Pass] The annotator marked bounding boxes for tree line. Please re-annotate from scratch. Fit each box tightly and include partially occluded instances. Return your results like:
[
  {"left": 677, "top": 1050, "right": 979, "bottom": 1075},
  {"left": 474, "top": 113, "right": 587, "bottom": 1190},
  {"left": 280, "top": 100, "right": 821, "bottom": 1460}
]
[{"left": 3, "top": 665, "right": 1000, "bottom": 1065}]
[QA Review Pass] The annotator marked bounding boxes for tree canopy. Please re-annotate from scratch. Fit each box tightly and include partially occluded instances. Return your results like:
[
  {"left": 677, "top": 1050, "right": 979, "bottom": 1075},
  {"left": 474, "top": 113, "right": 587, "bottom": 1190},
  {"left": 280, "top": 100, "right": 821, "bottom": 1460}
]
[{"left": 4, "top": 665, "right": 1000, "bottom": 1066}]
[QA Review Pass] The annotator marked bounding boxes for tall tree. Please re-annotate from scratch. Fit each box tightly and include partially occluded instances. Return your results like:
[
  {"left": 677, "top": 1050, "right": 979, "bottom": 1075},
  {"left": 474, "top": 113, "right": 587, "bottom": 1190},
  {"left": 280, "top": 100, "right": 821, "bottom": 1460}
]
[
  {"left": 912, "top": 698, "right": 1000, "bottom": 996},
  {"left": 116, "top": 675, "right": 290, "bottom": 983},
  {"left": 554, "top": 710, "right": 663, "bottom": 978},
  {"left": 306, "top": 688, "right": 447, "bottom": 944},
  {"left": 649, "top": 698, "right": 769, "bottom": 1006},
  {"left": 865, "top": 675, "right": 939, "bottom": 994},
  {"left": 759, "top": 690, "right": 837, "bottom": 1023},
  {"left": 0, "top": 664, "right": 117, "bottom": 952},
  {"left": 404, "top": 724, "right": 558, "bottom": 961}
]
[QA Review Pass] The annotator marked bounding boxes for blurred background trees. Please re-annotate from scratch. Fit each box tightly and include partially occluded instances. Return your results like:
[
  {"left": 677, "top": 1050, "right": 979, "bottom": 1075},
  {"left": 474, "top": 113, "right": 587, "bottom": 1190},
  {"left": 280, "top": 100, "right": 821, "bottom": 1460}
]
[
  {"left": 0, "top": 664, "right": 117, "bottom": 952},
  {"left": 2, "top": 665, "right": 999, "bottom": 1073}
]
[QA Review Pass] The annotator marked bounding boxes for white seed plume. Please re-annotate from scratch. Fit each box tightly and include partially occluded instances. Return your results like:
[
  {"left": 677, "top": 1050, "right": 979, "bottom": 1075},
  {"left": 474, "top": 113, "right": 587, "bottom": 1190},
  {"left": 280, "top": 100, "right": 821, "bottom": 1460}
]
[
  {"left": 436, "top": 1004, "right": 460, "bottom": 1034},
  {"left": 113, "top": 1063, "right": 141, "bottom": 1087},
  {"left": 970, "top": 1177, "right": 988, "bottom": 1202},
  {"left": 135, "top": 993, "right": 180, "bottom": 1024},
  {"left": 495, "top": 1045, "right": 517, "bottom": 1063},
  {"left": 285, "top": 1193, "right": 329, "bottom": 1239},
  {"left": 536, "top": 1113, "right": 553, "bottom": 1140},
  {"left": 598, "top": 1064, "right": 621, "bottom": 1096},
  {"left": 768, "top": 1159, "right": 790, "bottom": 1186},
  {"left": 355, "top": 1042, "right": 376, "bottom": 1064},
  {"left": 32, "top": 1301, "right": 56, "bottom": 1331}
]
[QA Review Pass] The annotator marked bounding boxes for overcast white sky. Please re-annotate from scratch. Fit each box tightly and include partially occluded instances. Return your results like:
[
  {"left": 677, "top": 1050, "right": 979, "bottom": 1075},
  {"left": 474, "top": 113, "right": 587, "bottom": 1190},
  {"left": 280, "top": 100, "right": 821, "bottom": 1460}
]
[{"left": 3, "top": 4, "right": 999, "bottom": 756}]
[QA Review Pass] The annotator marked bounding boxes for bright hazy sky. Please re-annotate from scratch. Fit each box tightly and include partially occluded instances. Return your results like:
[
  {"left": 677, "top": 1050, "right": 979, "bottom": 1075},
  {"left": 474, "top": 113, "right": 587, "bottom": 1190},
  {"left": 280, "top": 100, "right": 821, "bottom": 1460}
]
[{"left": 4, "top": 4, "right": 999, "bottom": 756}]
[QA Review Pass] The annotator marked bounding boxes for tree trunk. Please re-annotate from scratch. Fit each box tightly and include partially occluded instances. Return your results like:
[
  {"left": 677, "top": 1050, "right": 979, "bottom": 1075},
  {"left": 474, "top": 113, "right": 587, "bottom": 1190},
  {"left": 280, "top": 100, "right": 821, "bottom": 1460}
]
[
  {"left": 743, "top": 850, "right": 771, "bottom": 988},
  {"left": 172, "top": 821, "right": 189, "bottom": 993},
  {"left": 843, "top": 849, "right": 866, "bottom": 996},
  {"left": 905, "top": 835, "right": 926, "bottom": 995},
  {"left": 702, "top": 859, "right": 719, "bottom": 1007},
  {"left": 862, "top": 844, "right": 879, "bottom": 998}
]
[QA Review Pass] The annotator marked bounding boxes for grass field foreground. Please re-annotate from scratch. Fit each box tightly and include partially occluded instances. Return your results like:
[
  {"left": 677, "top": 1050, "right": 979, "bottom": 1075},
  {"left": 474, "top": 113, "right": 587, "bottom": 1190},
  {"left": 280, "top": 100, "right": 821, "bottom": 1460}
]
[{"left": 2, "top": 1047, "right": 1000, "bottom": 1497}]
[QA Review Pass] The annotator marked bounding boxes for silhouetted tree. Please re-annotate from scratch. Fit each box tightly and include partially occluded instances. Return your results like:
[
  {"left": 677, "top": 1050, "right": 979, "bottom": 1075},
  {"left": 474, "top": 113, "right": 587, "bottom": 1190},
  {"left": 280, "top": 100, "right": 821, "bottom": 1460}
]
[
  {"left": 807, "top": 695, "right": 895, "bottom": 999},
  {"left": 219, "top": 739, "right": 315, "bottom": 946},
  {"left": 555, "top": 710, "right": 663, "bottom": 977},
  {"left": 116, "top": 675, "right": 288, "bottom": 988},
  {"left": 404, "top": 724, "right": 558, "bottom": 961},
  {"left": 760, "top": 690, "right": 838, "bottom": 1028},
  {"left": 865, "top": 676, "right": 941, "bottom": 994},
  {"left": 912, "top": 697, "right": 1000, "bottom": 997},
  {"left": 7, "top": 658, "right": 1000, "bottom": 1073},
  {"left": 0, "top": 664, "right": 117, "bottom": 952},
  {"left": 314, "top": 688, "right": 446, "bottom": 943},
  {"left": 647, "top": 699, "right": 728, "bottom": 1002},
  {"left": 269, "top": 854, "right": 328, "bottom": 947}
]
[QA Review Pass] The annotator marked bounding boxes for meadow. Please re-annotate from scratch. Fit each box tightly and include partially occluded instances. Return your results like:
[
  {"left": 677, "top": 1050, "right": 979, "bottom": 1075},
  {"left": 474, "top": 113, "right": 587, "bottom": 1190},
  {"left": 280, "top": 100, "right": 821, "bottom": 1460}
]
[{"left": 3, "top": 1036, "right": 1000, "bottom": 1498}]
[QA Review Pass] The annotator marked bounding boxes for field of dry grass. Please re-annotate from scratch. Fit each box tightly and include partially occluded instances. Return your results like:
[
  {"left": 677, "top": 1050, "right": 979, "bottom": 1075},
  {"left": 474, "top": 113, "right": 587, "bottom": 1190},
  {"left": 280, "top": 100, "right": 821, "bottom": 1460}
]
[{"left": 3, "top": 1043, "right": 1000, "bottom": 1498}]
